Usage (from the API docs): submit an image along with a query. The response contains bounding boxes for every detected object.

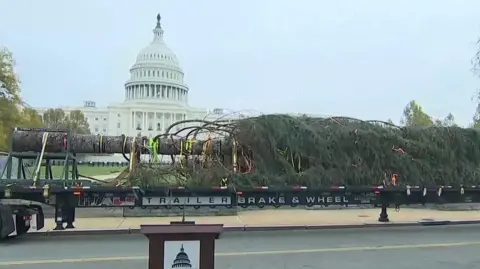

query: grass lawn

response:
[29,165,125,178]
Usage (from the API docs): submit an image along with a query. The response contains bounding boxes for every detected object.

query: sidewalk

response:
[35,209,480,233]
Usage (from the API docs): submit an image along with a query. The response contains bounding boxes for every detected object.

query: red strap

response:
[63,134,67,149]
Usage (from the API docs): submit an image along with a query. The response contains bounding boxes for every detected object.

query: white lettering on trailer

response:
[142,196,231,206]
[305,196,349,204]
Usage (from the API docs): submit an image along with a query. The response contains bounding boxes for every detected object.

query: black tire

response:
[0,206,15,241]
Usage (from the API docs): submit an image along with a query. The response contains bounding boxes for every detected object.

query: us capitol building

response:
[35,13,234,137]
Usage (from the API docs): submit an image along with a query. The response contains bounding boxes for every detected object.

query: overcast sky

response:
[1,0,480,125]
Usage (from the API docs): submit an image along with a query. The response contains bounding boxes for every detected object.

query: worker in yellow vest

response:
[148,137,159,163]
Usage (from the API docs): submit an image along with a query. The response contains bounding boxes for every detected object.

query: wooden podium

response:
[141,221,223,269]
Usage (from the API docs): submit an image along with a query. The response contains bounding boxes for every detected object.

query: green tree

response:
[434,114,457,127]
[400,100,433,127]
[43,108,90,134]
[0,48,43,150]
[19,107,44,128]
[66,110,90,134]
[473,115,480,128]
[0,48,20,101]
[43,108,67,129]
[440,113,457,127]
[0,100,19,150]
[471,90,480,128]
[470,39,480,127]
[472,38,480,76]
[0,49,20,150]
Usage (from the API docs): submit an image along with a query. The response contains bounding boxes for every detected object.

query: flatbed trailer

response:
[2,127,480,241]
[2,180,480,241]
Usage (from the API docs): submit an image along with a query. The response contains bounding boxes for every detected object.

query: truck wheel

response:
[0,206,15,241]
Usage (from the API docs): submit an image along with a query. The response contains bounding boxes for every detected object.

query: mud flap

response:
[30,205,44,230]
[0,205,15,240]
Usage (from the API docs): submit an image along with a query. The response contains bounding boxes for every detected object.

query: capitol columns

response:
[144,111,147,130]
[132,110,135,130]
[162,113,165,131]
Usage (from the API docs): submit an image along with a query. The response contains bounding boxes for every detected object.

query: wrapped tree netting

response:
[127,114,480,188]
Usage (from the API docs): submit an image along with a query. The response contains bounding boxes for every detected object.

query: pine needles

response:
[127,114,480,187]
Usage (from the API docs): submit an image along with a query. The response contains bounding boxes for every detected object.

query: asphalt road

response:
[2,225,480,268]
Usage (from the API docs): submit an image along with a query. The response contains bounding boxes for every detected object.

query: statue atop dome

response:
[156,13,162,29]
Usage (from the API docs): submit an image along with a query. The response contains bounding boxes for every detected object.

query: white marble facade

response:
[131,111,186,134]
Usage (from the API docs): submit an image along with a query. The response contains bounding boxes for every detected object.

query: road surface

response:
[2,225,480,268]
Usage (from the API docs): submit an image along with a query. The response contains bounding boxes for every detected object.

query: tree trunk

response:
[11,131,226,155]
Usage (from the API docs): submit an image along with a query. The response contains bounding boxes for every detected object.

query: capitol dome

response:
[124,13,189,106]
[171,245,193,268]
